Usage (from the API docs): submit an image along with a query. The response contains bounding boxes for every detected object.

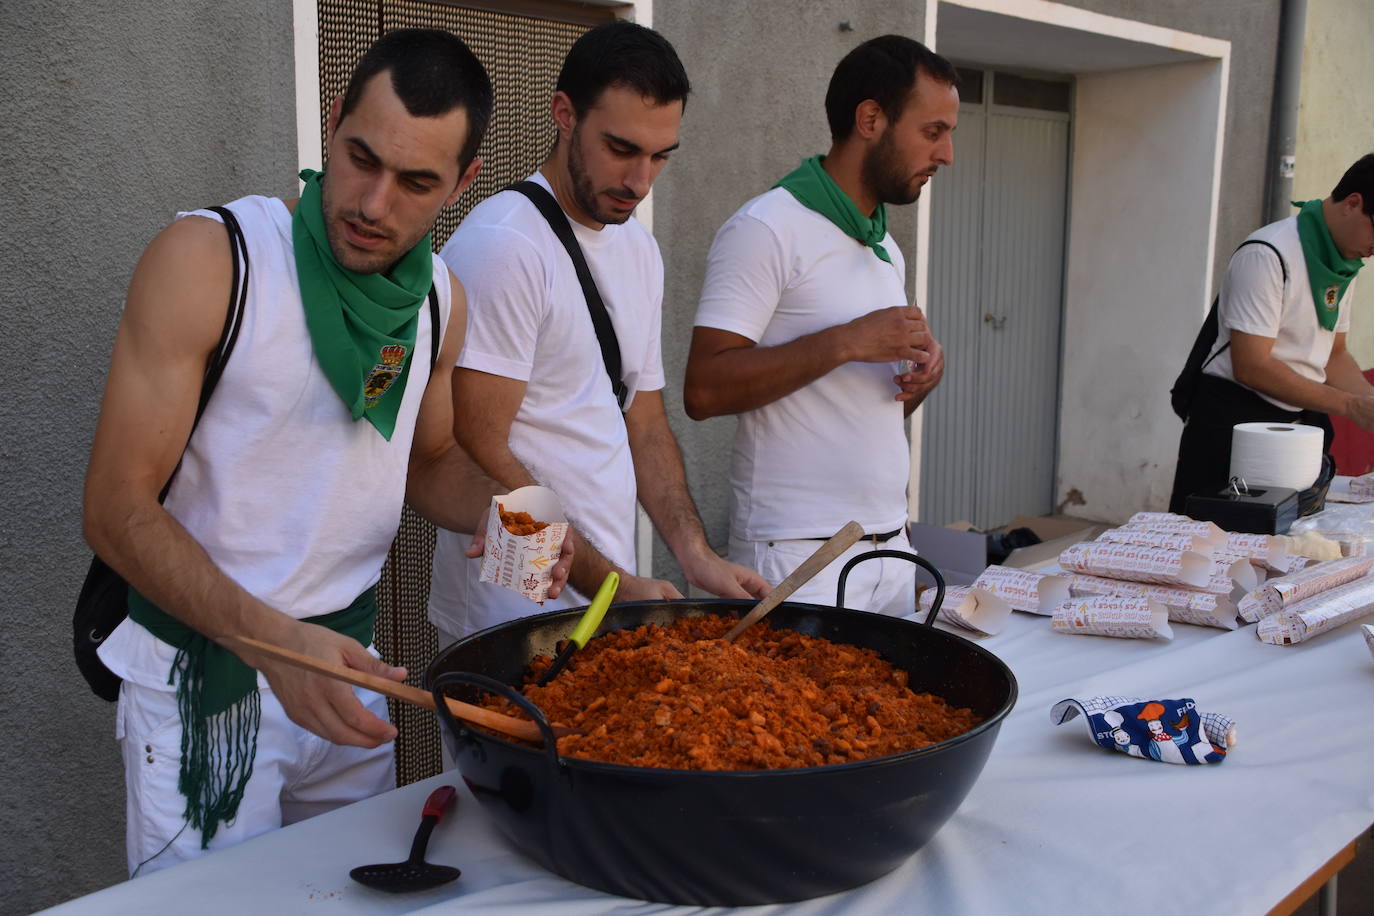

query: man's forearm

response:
[85,498,289,645]
[1324,349,1374,399]
[405,441,504,533]
[684,326,851,419]
[626,403,711,564]
[1234,356,1353,416]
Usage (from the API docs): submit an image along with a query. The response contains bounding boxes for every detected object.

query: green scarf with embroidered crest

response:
[1292,199,1363,331]
[292,169,433,439]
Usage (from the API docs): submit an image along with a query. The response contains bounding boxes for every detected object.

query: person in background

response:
[1169,154,1374,512]
[682,36,957,613]
[84,29,568,874]
[427,21,768,648]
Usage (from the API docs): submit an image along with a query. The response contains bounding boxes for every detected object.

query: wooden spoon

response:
[723,520,866,642]
[224,635,574,743]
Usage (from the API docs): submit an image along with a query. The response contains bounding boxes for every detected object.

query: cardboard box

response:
[907,521,988,586]
[1000,514,1107,570]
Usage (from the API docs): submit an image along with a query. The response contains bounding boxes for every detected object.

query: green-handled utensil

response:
[536,571,619,686]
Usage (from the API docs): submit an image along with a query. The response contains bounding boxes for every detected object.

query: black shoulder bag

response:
[74,205,445,702]
[1169,239,1287,421]
[506,181,629,410]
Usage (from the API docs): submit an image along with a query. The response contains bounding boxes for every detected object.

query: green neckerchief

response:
[292,168,433,440]
[128,587,378,848]
[1292,198,1363,331]
[774,155,892,264]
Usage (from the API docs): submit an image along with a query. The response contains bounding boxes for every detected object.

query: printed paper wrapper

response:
[1051,695,1235,764]
[1271,553,1317,574]
[478,486,569,604]
[1222,532,1288,571]
[918,586,1012,635]
[1058,541,1210,588]
[1207,554,1262,595]
[1065,574,1236,629]
[1051,595,1172,640]
[1124,513,1227,550]
[1236,556,1374,623]
[1096,526,1217,558]
[971,565,1070,615]
[1256,575,1374,645]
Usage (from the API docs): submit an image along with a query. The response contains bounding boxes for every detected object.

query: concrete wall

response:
[651,1,927,581]
[1293,0,1374,364]
[1,1,298,910]
[1060,60,1227,518]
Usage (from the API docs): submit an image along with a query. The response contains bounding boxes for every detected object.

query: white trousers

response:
[728,528,918,616]
[117,679,395,876]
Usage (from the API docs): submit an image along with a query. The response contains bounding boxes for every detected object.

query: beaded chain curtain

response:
[316,0,599,785]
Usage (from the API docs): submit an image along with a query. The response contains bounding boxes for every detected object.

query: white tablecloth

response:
[44,579,1374,914]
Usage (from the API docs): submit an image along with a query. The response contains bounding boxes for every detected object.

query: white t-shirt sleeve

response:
[693,211,789,343]
[443,225,546,382]
[1219,244,1286,339]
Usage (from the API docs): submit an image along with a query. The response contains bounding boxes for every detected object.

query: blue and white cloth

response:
[1051,695,1236,765]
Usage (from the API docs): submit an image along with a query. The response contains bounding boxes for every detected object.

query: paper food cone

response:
[479,486,569,604]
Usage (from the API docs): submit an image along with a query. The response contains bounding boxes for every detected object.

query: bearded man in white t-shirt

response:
[429,22,768,644]
[683,36,959,615]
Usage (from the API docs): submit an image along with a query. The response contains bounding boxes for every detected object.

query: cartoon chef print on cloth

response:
[1051,696,1235,765]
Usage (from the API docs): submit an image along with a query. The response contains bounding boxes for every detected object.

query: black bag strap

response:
[156,205,249,503]
[427,286,440,376]
[505,180,628,410]
[1199,238,1288,373]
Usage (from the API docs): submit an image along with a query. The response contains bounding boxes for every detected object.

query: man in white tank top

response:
[428,22,768,646]
[683,38,958,615]
[83,30,568,875]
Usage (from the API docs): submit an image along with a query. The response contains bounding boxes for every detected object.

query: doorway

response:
[919,68,1070,529]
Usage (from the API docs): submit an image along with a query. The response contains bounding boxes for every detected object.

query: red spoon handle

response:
[423,785,457,821]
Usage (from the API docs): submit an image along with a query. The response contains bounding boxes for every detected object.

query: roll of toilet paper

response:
[1229,422,1324,491]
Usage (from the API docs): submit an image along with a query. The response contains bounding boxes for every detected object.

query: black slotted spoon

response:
[350,785,461,893]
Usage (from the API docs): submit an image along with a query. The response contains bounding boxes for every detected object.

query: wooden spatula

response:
[723,520,866,642]
[224,635,572,743]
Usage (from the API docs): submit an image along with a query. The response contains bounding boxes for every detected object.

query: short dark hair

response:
[556,20,690,117]
[1332,153,1374,214]
[825,36,957,142]
[338,28,492,169]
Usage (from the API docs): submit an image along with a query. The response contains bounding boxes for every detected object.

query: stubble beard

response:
[568,123,634,226]
[862,129,927,208]
[320,178,428,275]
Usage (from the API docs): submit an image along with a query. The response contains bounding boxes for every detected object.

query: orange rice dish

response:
[481,615,981,770]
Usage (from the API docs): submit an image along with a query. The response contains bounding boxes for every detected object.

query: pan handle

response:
[835,549,945,627]
[430,671,563,771]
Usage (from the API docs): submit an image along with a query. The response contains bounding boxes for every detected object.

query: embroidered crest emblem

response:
[1324,285,1340,309]
[363,344,407,408]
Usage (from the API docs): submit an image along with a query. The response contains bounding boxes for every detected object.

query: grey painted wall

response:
[2,1,297,910]
[651,1,927,583]
[1061,0,1281,292]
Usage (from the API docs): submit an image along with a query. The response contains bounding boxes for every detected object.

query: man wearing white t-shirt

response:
[684,36,959,614]
[429,22,768,644]
[1169,154,1374,512]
